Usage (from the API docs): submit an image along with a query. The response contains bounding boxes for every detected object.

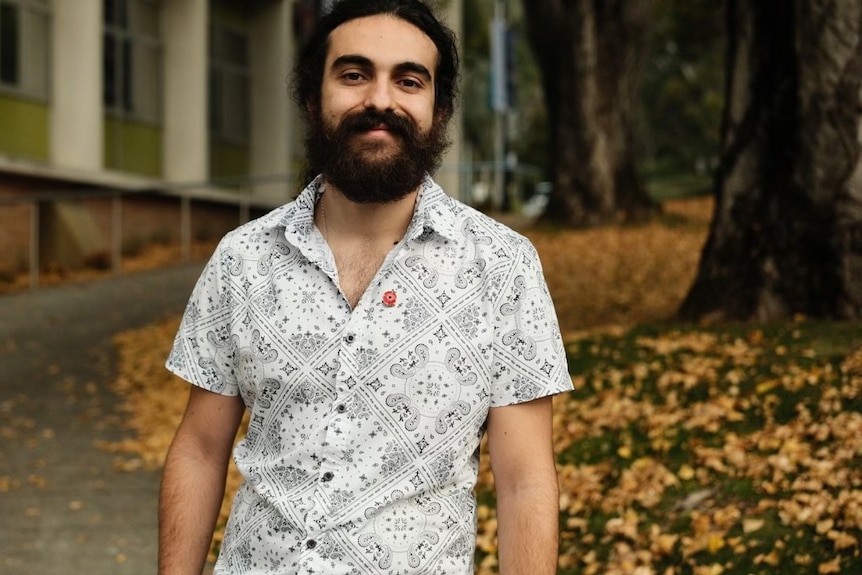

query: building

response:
[0,0,463,281]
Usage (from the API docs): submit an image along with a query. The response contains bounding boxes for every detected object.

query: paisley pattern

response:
[167,175,572,574]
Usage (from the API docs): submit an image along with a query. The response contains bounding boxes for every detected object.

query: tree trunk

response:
[522,0,659,227]
[679,0,862,321]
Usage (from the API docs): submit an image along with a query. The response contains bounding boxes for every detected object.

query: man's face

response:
[305,14,450,203]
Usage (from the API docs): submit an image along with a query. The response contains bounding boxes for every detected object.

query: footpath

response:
[0,263,203,575]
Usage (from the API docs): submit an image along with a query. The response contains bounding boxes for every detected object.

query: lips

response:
[364,124,392,135]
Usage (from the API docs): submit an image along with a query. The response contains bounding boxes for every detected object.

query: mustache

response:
[338,109,418,139]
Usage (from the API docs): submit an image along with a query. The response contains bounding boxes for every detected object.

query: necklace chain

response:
[318,196,405,246]
[319,200,328,240]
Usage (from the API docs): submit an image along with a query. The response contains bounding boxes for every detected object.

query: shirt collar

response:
[280,174,461,244]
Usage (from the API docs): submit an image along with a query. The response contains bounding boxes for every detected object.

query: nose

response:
[364,77,395,111]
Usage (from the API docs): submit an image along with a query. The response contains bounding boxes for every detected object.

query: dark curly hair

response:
[291,0,460,124]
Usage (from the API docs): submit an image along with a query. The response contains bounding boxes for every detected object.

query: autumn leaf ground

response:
[99,196,862,574]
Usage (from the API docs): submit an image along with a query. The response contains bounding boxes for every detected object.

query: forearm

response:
[495,477,560,575]
[158,434,230,575]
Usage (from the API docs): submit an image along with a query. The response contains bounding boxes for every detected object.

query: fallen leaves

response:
[526,198,710,333]
[538,326,862,574]
[95,317,189,470]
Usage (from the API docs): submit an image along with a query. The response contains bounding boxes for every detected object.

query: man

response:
[158,1,572,574]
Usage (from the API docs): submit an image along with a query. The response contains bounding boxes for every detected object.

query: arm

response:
[486,395,560,575]
[158,385,245,575]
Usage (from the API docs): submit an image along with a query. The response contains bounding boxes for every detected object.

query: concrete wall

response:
[0,184,34,277]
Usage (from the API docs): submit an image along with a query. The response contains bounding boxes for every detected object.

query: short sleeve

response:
[165,237,242,396]
[489,242,572,407]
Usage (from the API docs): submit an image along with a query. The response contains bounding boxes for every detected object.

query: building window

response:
[103,0,161,123]
[0,3,19,85]
[0,0,49,99]
[209,20,249,144]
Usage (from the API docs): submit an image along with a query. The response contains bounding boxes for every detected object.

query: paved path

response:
[0,264,203,575]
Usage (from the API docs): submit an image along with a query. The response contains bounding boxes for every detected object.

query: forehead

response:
[326,14,438,74]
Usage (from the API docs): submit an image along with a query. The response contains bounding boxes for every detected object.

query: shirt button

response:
[306,539,317,549]
[344,333,356,344]
[336,404,346,413]
[322,471,334,482]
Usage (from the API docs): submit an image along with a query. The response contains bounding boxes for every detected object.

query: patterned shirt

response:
[166,175,572,575]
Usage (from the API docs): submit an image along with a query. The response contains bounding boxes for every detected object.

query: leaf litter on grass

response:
[100,196,862,572]
[542,325,862,575]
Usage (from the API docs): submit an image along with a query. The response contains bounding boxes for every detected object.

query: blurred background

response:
[2,0,858,324]
[0,0,723,298]
[1,1,861,574]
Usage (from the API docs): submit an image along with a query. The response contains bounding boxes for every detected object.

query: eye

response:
[398,77,425,90]
[341,71,365,83]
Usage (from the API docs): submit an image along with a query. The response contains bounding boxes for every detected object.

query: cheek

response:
[320,90,350,121]
[412,105,436,133]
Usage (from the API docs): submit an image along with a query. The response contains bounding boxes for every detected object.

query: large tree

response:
[680,0,862,321]
[522,0,659,226]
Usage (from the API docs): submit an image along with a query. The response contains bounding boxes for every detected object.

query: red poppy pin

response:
[382,290,397,307]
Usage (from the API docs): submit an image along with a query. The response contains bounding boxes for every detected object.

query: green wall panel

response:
[104,117,162,176]
[211,2,249,28]
[0,95,49,160]
[210,139,249,182]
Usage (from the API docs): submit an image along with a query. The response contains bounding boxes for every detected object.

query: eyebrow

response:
[331,54,432,82]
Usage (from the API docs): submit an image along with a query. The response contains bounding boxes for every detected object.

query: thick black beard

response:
[303,108,450,204]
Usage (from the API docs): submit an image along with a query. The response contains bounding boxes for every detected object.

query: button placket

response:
[333,316,362,425]
[323,316,363,501]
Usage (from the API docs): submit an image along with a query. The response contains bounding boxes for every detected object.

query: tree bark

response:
[522,0,659,227]
[679,0,862,321]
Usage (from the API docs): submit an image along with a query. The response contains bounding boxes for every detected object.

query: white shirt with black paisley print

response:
[167,175,573,575]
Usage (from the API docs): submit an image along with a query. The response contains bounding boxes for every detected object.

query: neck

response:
[317,182,418,245]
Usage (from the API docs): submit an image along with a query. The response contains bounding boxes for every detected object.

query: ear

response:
[303,99,323,123]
